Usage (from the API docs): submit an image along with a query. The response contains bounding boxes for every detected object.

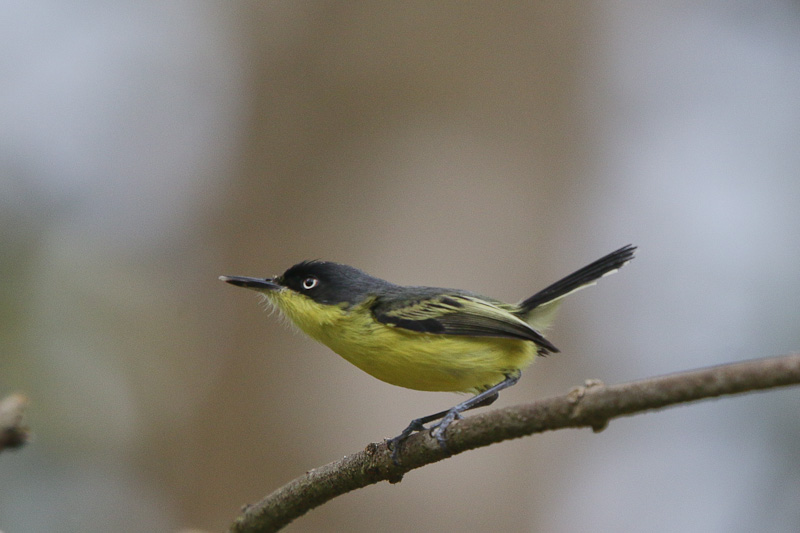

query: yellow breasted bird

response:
[220,244,635,459]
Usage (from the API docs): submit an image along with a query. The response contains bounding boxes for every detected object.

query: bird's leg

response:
[389,395,497,447]
[388,405,466,464]
[388,372,520,464]
[429,373,520,448]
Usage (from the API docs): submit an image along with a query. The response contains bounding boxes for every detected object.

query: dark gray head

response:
[282,260,399,305]
[221,260,396,307]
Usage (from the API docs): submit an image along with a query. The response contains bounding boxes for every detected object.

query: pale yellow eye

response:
[302,277,319,290]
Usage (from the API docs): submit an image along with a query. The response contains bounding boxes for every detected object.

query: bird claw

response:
[429,410,461,450]
[388,410,460,464]
[388,418,430,465]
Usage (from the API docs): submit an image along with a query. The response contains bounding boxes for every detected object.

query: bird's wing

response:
[371,293,559,354]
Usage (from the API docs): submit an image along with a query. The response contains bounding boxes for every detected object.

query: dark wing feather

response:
[371,293,559,354]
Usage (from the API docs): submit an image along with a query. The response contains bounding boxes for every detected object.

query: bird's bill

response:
[219,275,282,291]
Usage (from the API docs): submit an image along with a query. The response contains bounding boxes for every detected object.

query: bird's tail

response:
[517,245,636,321]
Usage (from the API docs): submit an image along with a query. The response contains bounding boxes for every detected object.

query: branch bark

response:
[229,354,800,533]
[0,393,30,452]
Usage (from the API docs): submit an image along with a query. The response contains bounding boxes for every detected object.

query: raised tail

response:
[517,244,636,317]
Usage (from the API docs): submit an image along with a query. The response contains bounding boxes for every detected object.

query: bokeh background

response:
[2,2,800,532]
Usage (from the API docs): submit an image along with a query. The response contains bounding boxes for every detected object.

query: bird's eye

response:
[302,277,318,290]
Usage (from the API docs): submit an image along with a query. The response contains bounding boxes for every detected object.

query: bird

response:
[220,244,636,461]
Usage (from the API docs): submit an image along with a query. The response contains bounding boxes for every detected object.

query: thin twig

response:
[229,354,800,533]
[0,393,30,452]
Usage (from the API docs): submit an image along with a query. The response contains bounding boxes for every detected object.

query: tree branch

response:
[0,393,30,452]
[229,354,800,533]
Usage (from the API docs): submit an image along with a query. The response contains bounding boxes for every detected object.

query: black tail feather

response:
[518,244,636,315]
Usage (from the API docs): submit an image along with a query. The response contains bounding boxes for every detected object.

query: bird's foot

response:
[387,418,428,466]
[429,409,462,450]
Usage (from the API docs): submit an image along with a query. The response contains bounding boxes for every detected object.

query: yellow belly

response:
[325,325,537,393]
[269,290,538,393]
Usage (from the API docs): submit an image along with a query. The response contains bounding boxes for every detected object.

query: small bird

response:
[220,244,635,460]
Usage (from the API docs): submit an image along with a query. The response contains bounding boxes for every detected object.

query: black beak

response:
[219,275,282,291]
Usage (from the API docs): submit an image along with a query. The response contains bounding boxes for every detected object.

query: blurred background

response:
[2,2,800,532]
